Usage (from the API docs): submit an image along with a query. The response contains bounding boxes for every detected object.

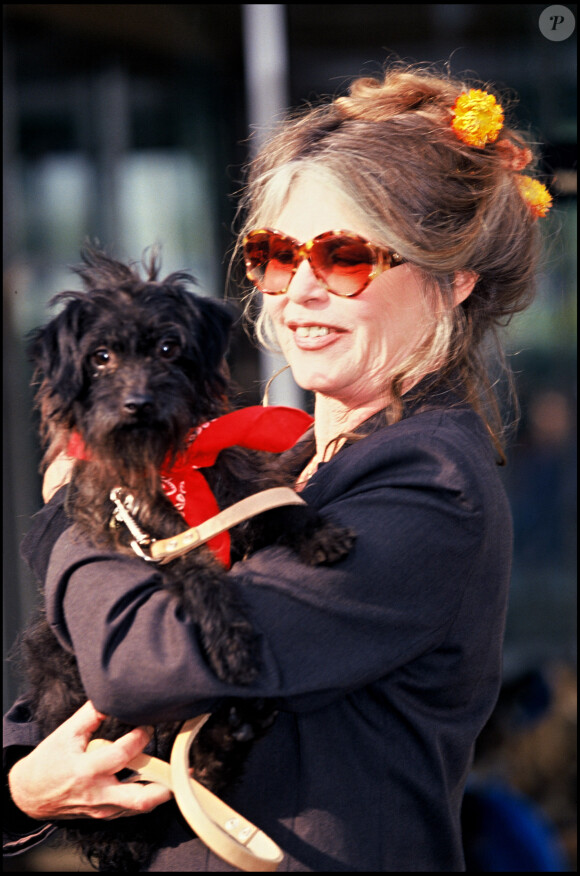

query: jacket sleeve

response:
[3,699,58,856]
[3,489,71,857]
[44,425,497,727]
[20,485,71,583]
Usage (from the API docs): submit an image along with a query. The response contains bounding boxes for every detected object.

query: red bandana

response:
[67,406,313,568]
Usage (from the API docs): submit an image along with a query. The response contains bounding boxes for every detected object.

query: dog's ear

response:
[193,295,237,371]
[28,295,90,413]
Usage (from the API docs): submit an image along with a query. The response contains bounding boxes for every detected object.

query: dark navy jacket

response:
[4,397,512,871]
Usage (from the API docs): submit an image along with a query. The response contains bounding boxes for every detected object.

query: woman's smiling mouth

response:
[288,322,346,350]
[295,325,330,338]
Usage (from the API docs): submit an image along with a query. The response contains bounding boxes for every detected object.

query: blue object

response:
[462,782,569,872]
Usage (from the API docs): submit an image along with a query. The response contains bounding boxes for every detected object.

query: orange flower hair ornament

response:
[516,175,553,220]
[451,89,552,219]
[451,89,504,148]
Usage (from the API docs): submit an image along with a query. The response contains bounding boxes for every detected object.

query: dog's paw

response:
[227,699,278,742]
[295,522,356,566]
[204,619,260,686]
[191,698,278,792]
[168,562,260,685]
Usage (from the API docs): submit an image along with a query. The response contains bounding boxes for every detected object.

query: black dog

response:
[18,246,354,871]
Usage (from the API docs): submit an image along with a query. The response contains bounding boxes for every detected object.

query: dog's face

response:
[30,250,235,472]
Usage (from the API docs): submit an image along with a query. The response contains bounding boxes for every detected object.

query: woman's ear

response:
[453,271,478,306]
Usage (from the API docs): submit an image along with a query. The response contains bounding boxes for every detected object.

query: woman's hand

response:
[42,451,75,503]
[8,701,172,821]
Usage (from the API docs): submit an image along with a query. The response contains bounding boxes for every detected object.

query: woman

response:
[5,65,551,871]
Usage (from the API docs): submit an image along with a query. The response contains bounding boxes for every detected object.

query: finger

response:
[87,725,154,776]
[109,781,173,815]
[55,700,106,746]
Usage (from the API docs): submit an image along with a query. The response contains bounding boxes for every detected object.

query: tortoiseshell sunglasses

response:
[243,228,405,298]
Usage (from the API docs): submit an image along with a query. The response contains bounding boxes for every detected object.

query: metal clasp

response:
[109,488,160,563]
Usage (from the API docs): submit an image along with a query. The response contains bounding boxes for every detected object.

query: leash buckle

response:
[109,487,159,563]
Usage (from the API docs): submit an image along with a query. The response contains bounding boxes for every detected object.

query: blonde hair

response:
[233,64,547,462]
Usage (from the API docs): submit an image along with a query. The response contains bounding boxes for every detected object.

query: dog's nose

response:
[123,394,155,415]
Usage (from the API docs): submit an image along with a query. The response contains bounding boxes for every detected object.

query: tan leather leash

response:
[110,485,306,564]
[98,486,303,865]
[95,488,302,866]
[88,715,284,871]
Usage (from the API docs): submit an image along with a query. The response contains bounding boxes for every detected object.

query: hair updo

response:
[235,64,549,461]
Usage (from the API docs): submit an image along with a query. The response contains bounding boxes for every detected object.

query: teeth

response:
[295,326,330,338]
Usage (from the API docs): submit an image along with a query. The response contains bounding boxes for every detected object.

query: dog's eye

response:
[90,348,112,369]
[158,340,180,360]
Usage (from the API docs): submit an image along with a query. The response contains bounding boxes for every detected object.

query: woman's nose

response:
[286,259,329,303]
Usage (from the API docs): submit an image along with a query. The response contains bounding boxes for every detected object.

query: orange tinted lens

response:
[244,232,296,293]
[309,236,375,296]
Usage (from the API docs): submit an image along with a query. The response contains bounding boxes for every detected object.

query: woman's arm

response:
[5,452,171,843]
[3,697,59,856]
[20,483,71,583]
[45,424,495,725]
[4,701,172,852]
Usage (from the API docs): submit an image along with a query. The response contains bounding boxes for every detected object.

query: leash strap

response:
[150,486,306,564]
[88,715,284,871]
[110,486,306,565]
[94,488,302,863]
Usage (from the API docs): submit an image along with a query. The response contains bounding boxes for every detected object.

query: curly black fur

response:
[18,246,354,871]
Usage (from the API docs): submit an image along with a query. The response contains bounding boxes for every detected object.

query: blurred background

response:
[3,4,576,871]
